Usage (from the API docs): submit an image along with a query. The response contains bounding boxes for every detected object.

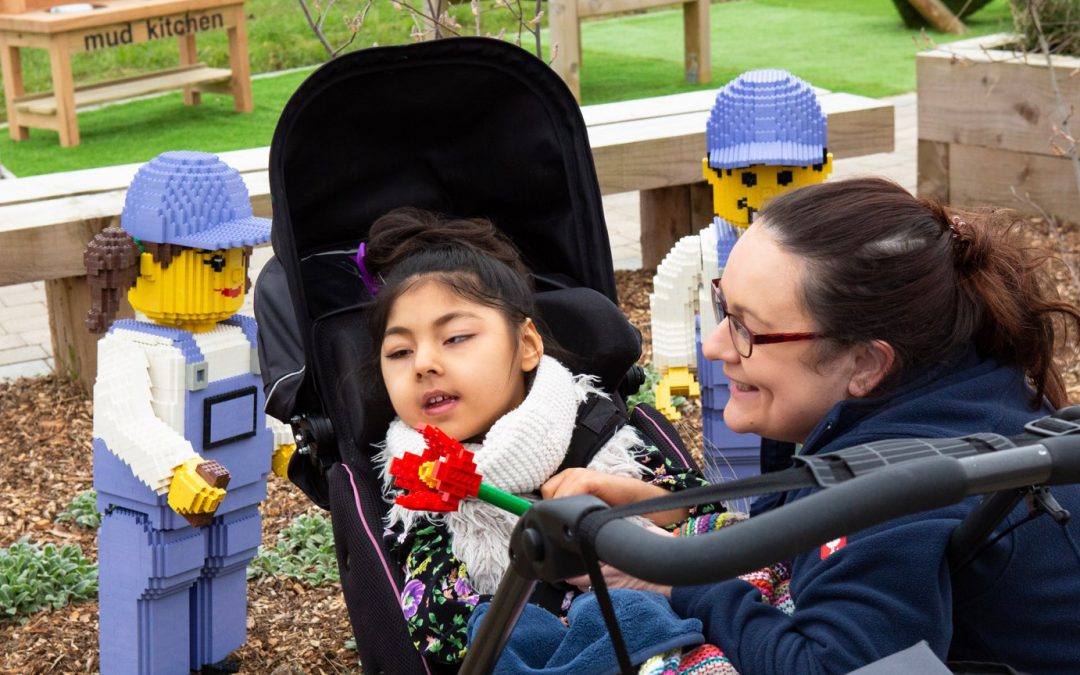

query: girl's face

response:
[702,224,862,444]
[380,277,543,443]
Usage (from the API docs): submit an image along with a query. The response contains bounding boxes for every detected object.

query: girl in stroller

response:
[361,207,716,668]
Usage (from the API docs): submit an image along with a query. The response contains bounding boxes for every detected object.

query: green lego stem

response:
[477,482,531,516]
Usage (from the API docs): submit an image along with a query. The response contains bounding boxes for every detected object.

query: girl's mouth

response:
[216,286,243,298]
[423,394,459,415]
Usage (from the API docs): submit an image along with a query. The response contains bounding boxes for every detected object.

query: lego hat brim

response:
[167,215,272,250]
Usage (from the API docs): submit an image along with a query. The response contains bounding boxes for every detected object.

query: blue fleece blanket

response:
[466,589,704,675]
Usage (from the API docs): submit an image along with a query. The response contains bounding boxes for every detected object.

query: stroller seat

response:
[256,37,694,674]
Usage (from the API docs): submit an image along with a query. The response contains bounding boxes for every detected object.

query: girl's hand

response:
[541,468,689,526]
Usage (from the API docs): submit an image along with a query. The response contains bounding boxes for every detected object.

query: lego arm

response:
[93,332,228,521]
[267,414,296,478]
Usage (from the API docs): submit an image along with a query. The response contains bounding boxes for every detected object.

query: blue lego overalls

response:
[94,316,271,674]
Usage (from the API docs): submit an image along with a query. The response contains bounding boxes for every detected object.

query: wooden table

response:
[0,0,253,147]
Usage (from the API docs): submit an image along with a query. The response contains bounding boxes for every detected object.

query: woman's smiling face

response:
[702,224,860,444]
[379,277,542,443]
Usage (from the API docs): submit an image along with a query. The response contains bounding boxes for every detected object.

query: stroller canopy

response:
[269,37,617,343]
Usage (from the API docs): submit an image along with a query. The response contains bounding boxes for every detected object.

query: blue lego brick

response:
[702,446,760,484]
[121,151,270,250]
[109,319,205,365]
[706,69,827,170]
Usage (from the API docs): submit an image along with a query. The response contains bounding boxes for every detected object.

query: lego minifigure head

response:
[703,156,833,226]
[85,151,270,333]
[127,243,252,331]
[705,70,833,227]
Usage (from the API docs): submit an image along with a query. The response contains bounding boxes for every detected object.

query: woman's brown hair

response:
[758,177,1080,407]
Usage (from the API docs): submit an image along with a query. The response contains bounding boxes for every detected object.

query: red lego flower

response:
[389,425,483,512]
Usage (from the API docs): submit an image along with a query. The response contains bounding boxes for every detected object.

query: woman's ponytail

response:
[944,208,1079,407]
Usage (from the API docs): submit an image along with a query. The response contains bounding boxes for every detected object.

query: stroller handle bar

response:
[512,435,1080,588]
[464,435,1080,675]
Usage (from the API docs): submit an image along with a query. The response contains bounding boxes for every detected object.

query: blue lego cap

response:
[121,151,271,249]
[706,70,827,170]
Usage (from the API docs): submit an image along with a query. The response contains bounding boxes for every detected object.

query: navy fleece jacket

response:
[670,349,1080,674]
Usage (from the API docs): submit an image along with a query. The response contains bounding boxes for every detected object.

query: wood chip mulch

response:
[2,218,1078,673]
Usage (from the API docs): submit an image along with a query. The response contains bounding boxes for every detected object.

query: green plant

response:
[1011,0,1080,56]
[56,489,102,530]
[0,538,97,623]
[625,363,688,412]
[249,514,339,585]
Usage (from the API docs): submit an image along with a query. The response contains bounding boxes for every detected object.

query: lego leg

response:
[98,507,206,675]
[190,504,262,669]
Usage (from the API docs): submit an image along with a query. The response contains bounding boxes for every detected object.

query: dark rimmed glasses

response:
[710,278,822,358]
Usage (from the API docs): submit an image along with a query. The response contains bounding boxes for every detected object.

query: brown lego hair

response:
[85,227,140,334]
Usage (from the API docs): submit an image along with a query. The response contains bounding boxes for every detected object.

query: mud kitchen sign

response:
[69,7,236,53]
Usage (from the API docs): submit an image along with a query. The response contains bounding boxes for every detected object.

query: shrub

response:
[56,489,101,530]
[1011,0,1080,57]
[249,514,339,585]
[0,538,97,623]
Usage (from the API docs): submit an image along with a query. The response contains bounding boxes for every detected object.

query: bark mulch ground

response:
[2,216,1078,673]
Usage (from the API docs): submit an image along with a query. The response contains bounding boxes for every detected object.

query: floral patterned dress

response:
[387,446,718,666]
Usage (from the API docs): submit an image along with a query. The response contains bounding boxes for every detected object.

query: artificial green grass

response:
[0,69,312,175]
[575,0,1015,103]
[0,0,1016,176]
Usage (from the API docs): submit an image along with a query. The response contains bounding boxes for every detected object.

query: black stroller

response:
[257,37,700,675]
[257,37,1080,675]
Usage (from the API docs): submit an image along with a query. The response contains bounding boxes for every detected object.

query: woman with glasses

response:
[543,177,1080,673]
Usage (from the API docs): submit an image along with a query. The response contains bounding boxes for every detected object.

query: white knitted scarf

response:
[375,355,646,594]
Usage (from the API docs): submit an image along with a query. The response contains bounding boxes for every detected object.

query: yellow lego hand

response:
[654,367,702,422]
[168,458,230,527]
[272,443,296,478]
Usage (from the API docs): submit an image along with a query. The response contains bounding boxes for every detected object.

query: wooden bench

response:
[0,86,892,386]
[0,0,253,147]
[548,0,710,102]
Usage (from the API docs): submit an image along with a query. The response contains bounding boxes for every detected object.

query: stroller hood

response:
[269,37,617,356]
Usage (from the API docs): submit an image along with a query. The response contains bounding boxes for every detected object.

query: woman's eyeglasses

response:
[710,278,822,358]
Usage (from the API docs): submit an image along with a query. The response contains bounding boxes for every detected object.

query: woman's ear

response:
[520,318,544,373]
[848,340,895,398]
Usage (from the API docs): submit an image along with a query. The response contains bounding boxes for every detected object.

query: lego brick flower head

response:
[389,425,530,516]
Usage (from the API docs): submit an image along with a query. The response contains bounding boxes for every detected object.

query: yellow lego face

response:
[129,247,248,332]
[703,154,833,227]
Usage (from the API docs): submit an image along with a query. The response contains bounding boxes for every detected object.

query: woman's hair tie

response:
[949,215,965,238]
[354,242,381,297]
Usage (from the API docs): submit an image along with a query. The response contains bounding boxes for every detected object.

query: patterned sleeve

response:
[636,444,722,518]
[396,522,488,666]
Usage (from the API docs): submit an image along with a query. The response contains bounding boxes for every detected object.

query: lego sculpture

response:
[650,70,831,477]
[86,151,294,674]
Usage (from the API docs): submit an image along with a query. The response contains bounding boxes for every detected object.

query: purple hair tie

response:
[354,242,380,296]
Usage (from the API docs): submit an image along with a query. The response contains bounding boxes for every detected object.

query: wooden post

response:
[683,0,710,85]
[640,185,693,270]
[178,34,201,106]
[227,7,253,113]
[548,0,581,102]
[46,36,79,146]
[688,181,713,232]
[0,36,29,141]
[917,139,950,202]
[905,0,966,34]
[46,275,134,391]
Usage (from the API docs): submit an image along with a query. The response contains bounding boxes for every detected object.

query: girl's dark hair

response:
[758,177,1080,407]
[363,207,577,392]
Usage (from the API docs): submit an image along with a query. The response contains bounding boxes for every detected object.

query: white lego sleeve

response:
[266,414,294,447]
[93,332,199,495]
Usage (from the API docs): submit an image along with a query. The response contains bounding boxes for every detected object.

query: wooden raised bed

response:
[917,33,1080,221]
